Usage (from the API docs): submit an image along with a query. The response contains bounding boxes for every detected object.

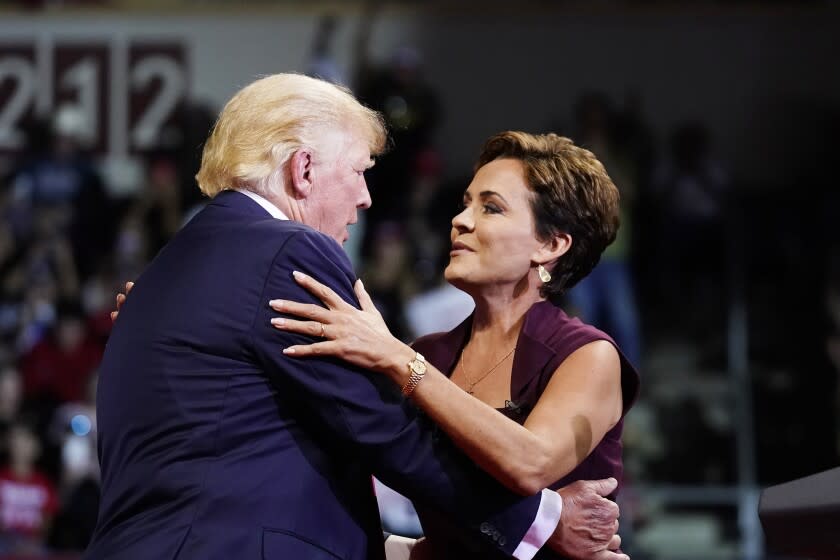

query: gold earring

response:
[538,265,551,283]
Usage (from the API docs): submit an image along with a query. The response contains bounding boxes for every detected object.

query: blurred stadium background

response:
[0,0,837,558]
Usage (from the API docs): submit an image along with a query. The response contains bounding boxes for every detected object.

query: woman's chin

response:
[443,264,460,283]
[444,268,471,292]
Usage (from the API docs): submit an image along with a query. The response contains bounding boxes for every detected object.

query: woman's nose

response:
[451,206,473,231]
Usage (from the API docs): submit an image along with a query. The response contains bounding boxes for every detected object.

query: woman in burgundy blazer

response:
[274,131,640,559]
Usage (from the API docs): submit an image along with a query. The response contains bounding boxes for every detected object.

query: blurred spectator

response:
[360,223,414,342]
[566,93,642,367]
[0,221,28,347]
[0,421,58,554]
[356,39,442,258]
[306,14,347,85]
[652,122,730,334]
[405,148,448,290]
[405,171,477,338]
[25,207,80,302]
[79,271,120,345]
[135,156,183,256]
[0,367,23,468]
[614,91,656,193]
[114,211,150,285]
[19,300,102,407]
[171,100,219,214]
[8,108,112,279]
[0,367,23,433]
[46,374,99,551]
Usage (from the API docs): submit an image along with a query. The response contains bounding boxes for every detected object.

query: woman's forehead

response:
[468,159,529,197]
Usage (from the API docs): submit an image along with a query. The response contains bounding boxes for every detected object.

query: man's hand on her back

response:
[110,281,134,322]
[547,478,628,560]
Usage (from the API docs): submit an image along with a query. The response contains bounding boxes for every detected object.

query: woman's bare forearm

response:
[389,344,576,495]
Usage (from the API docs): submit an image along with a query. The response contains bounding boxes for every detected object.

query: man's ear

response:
[288,147,315,198]
[532,232,572,268]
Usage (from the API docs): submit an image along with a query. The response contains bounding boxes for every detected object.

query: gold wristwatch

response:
[401,352,427,396]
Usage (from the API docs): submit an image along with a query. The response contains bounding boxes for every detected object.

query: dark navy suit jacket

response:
[86,191,543,560]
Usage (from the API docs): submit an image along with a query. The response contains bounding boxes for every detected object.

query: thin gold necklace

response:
[460,344,517,395]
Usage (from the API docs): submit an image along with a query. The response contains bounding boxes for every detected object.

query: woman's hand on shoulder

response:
[269,271,413,381]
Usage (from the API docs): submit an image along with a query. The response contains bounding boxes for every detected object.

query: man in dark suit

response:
[86,74,626,560]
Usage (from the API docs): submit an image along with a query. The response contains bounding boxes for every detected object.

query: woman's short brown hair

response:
[476,131,620,300]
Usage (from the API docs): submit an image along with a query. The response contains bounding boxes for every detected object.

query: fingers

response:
[354,279,375,311]
[292,271,350,310]
[593,500,620,535]
[593,551,629,560]
[606,499,620,521]
[271,317,330,339]
[112,290,127,323]
[607,533,621,551]
[283,341,339,356]
[588,477,618,497]
[125,281,134,294]
[269,299,331,323]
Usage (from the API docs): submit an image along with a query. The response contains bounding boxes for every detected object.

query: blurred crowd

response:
[0,97,219,553]
[0,10,837,558]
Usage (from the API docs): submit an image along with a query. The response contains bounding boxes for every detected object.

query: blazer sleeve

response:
[249,229,543,557]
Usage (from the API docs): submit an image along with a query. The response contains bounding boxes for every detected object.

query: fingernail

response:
[358,279,364,289]
[269,299,282,309]
[283,347,296,354]
[292,271,306,280]
[271,318,285,327]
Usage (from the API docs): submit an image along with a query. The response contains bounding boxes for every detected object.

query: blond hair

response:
[476,131,620,299]
[196,73,386,197]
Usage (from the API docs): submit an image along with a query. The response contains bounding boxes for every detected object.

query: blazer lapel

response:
[418,301,561,407]
[418,316,471,378]
[510,301,560,405]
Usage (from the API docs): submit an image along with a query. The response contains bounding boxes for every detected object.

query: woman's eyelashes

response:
[459,199,503,214]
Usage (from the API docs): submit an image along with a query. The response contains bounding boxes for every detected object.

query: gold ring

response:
[320,323,326,338]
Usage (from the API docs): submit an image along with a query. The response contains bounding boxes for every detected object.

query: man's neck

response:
[235,189,289,220]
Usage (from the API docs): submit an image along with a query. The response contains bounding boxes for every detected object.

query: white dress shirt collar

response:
[234,189,289,220]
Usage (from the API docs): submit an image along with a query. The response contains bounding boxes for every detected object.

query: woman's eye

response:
[483,204,502,214]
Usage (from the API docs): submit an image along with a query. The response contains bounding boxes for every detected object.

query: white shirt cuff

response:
[512,489,563,560]
[383,535,415,560]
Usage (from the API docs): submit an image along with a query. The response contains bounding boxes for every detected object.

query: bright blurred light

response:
[71,414,92,436]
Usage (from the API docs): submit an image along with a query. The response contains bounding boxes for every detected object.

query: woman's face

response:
[445,158,545,295]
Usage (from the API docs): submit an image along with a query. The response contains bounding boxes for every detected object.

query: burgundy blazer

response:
[412,299,640,559]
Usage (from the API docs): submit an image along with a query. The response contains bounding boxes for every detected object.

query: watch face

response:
[409,353,426,375]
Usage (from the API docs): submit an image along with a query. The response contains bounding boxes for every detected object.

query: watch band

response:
[401,352,427,397]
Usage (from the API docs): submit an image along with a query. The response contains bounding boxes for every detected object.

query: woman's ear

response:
[532,232,572,268]
[289,147,315,198]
